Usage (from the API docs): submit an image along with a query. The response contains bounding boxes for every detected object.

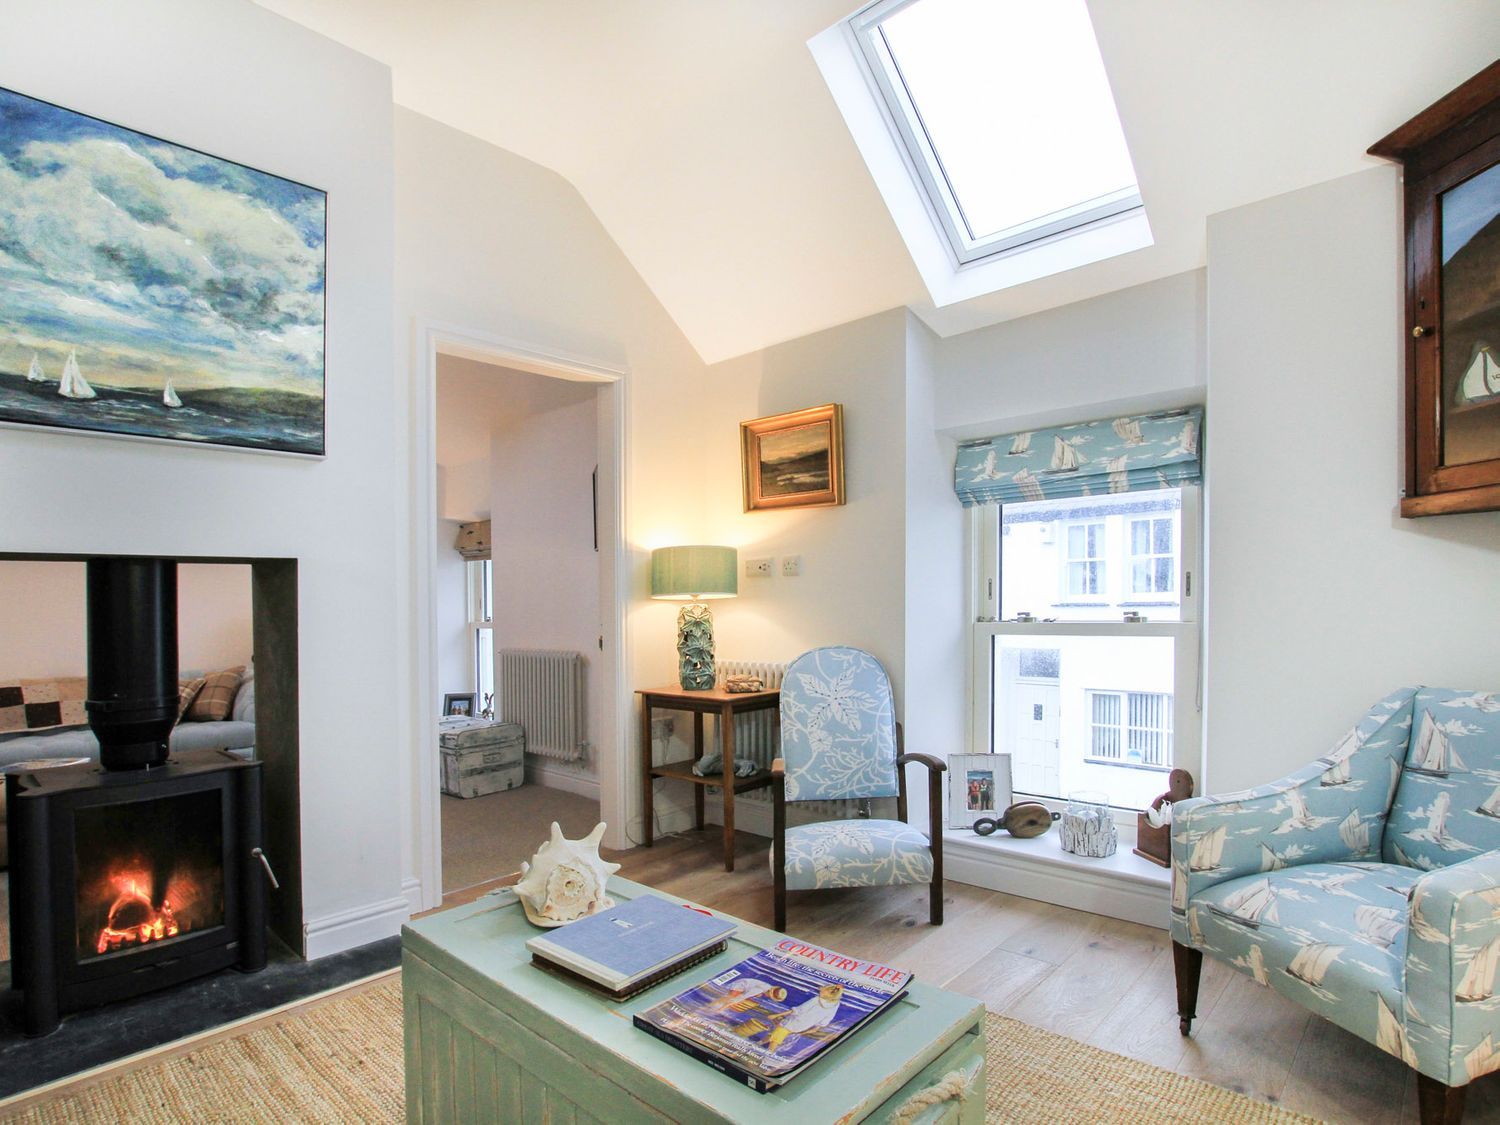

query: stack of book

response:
[525,894,738,1001]
[634,938,912,1093]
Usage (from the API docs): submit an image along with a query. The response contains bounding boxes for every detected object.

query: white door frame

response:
[409,318,631,911]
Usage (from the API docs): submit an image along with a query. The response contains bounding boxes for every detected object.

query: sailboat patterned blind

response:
[953,407,1204,507]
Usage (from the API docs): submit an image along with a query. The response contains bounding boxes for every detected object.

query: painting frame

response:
[442,693,477,719]
[0,84,328,458]
[740,403,845,512]
[947,753,1013,829]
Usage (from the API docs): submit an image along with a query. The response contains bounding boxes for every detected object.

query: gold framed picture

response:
[740,403,845,511]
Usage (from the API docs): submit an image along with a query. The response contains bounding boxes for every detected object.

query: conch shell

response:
[515,822,621,927]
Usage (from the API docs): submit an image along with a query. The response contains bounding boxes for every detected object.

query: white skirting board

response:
[524,760,600,800]
[401,875,423,917]
[303,893,412,960]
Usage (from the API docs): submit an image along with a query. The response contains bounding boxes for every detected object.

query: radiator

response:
[499,649,585,761]
[713,659,857,818]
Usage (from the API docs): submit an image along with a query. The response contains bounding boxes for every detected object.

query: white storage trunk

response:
[440,737,525,798]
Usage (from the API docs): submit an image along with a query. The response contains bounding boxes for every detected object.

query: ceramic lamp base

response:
[676,601,715,690]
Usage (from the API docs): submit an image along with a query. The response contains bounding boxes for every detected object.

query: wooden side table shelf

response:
[637,685,780,872]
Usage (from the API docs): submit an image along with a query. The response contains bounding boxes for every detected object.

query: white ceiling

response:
[255,0,1500,363]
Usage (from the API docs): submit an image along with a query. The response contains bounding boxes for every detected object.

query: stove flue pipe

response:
[86,558,178,771]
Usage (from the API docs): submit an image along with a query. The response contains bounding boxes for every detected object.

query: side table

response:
[636,685,780,872]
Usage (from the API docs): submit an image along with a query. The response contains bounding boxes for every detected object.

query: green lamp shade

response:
[650,545,737,600]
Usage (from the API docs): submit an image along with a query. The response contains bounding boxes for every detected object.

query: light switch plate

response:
[781,555,802,577]
[745,557,773,577]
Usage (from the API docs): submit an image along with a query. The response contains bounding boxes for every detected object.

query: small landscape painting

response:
[740,403,845,511]
[0,86,327,455]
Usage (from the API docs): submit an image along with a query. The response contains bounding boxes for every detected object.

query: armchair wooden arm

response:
[894,726,945,926]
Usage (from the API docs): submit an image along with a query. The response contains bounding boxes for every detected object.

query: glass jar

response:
[1060,790,1117,857]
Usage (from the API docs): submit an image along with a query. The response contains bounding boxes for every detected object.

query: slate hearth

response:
[0,923,399,1101]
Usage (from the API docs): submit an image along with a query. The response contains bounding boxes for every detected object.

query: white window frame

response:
[968,484,1202,818]
[1061,518,1108,600]
[846,0,1145,268]
[466,559,493,707]
[1127,514,1176,596]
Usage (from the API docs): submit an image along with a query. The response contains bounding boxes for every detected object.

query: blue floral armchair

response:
[1171,687,1500,1124]
[770,647,945,932]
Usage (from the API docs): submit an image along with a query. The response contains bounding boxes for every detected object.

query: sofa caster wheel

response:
[1179,1017,1192,1036]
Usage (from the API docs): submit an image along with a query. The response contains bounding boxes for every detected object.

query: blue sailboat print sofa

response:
[1170,688,1500,1124]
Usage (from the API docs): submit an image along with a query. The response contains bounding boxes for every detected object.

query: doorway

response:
[411,325,628,912]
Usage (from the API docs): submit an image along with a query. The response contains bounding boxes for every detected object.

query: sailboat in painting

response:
[25,353,45,383]
[1457,936,1500,1003]
[56,350,95,400]
[1213,876,1279,928]
[1285,942,1342,987]
[1188,825,1227,872]
[1409,711,1466,776]
[1375,994,1418,1065]
[163,380,182,409]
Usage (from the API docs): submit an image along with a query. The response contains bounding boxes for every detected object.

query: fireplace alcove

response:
[0,553,304,1036]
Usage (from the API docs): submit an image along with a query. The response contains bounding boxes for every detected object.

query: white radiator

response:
[713,659,857,818]
[499,649,585,761]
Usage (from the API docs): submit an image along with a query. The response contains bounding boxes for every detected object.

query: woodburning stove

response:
[5,558,269,1037]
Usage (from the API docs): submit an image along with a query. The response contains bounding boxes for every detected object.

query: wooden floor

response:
[450,827,1500,1125]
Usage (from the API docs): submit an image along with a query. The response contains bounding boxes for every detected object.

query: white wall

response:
[1204,167,1500,793]
[488,377,602,792]
[703,310,910,692]
[902,312,967,829]
[0,562,253,681]
[395,107,714,873]
[934,269,1207,439]
[1,0,404,956]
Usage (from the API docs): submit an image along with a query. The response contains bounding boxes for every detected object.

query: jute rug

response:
[4,976,1319,1123]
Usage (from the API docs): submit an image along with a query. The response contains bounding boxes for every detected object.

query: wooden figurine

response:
[1133,768,1193,868]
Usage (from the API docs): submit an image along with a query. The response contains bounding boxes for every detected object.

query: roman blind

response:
[954,407,1203,507]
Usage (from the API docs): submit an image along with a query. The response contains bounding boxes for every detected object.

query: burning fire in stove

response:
[92,869,196,955]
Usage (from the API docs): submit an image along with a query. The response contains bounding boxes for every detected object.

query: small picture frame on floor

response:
[947,753,1012,829]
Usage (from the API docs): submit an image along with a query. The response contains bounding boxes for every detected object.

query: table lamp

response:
[650,545,737,690]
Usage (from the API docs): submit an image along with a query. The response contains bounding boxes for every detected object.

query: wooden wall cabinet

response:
[1370,62,1500,517]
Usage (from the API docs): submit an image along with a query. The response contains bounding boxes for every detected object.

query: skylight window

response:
[850,0,1142,266]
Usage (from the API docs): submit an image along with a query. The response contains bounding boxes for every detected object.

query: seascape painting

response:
[0,87,326,455]
[740,403,845,511]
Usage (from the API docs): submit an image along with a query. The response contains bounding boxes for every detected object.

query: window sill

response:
[943,826,1169,929]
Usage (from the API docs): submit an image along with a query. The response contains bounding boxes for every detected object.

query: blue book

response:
[526,894,737,993]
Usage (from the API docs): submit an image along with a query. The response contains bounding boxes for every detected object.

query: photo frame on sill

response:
[947,753,1013,829]
[443,692,477,718]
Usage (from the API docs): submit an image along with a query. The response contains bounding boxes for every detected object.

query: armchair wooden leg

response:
[1417,1073,1467,1125]
[1172,941,1203,1036]
[929,877,943,926]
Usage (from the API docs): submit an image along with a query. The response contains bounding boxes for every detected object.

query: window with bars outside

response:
[1088,690,1173,769]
